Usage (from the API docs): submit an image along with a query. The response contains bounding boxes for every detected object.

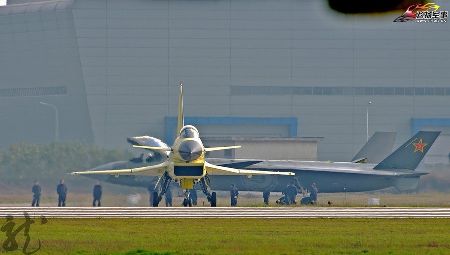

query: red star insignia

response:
[413,139,427,153]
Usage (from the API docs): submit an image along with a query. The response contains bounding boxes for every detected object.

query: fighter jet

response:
[72,82,294,207]
[207,130,440,194]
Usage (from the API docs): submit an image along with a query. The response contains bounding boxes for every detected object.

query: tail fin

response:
[176,81,184,135]
[352,132,397,164]
[374,131,440,170]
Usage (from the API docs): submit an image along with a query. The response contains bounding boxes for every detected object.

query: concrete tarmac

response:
[1,207,450,218]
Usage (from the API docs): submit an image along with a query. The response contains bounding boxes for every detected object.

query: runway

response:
[1,207,450,218]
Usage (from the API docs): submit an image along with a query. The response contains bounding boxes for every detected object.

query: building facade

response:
[1,0,449,161]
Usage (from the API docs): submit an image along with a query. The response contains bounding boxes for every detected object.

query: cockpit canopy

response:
[179,125,199,139]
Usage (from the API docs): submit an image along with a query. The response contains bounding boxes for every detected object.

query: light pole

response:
[366,100,372,142]
[40,101,59,142]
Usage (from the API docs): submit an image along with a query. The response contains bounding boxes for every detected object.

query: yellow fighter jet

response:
[72,82,294,207]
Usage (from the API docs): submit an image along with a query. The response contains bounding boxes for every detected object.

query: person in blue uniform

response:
[31,180,41,207]
[263,191,270,205]
[230,184,239,206]
[92,181,102,207]
[165,186,172,207]
[286,181,298,205]
[310,182,318,204]
[56,179,67,207]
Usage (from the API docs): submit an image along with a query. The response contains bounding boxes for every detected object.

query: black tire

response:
[210,192,217,207]
[152,191,159,207]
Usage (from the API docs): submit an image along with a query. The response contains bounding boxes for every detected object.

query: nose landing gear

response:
[182,190,193,207]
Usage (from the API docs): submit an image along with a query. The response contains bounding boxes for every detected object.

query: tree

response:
[0,143,132,185]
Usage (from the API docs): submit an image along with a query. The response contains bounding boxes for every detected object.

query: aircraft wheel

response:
[210,192,217,207]
[152,191,159,207]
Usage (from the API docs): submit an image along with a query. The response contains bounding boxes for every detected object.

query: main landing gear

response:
[151,173,217,207]
[151,171,172,207]
[199,175,217,207]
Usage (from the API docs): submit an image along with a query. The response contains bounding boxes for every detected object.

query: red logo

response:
[413,139,427,153]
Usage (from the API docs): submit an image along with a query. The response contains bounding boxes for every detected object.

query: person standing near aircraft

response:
[281,185,289,204]
[56,179,67,207]
[286,181,298,204]
[263,191,270,205]
[230,184,239,206]
[31,180,41,207]
[92,181,102,207]
[165,185,172,207]
[310,182,318,204]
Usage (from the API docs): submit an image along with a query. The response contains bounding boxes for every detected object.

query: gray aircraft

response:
[200,130,437,195]
[207,130,437,194]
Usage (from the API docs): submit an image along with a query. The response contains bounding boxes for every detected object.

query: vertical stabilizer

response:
[374,131,440,170]
[176,81,184,135]
[352,132,397,164]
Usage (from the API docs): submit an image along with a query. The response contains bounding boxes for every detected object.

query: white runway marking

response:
[1,207,450,218]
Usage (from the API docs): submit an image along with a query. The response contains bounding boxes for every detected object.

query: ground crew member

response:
[31,180,41,207]
[310,182,318,204]
[92,181,102,207]
[165,186,172,207]
[281,185,290,204]
[56,179,68,207]
[286,181,298,204]
[263,191,270,205]
[230,184,239,206]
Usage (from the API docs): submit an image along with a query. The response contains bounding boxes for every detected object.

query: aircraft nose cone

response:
[178,140,203,162]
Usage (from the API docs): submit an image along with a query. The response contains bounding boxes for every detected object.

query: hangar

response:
[1,0,449,161]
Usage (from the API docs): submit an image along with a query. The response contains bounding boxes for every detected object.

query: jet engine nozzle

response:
[178,140,203,162]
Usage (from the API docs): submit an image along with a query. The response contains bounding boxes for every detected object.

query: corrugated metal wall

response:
[0,0,93,144]
[1,0,449,161]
